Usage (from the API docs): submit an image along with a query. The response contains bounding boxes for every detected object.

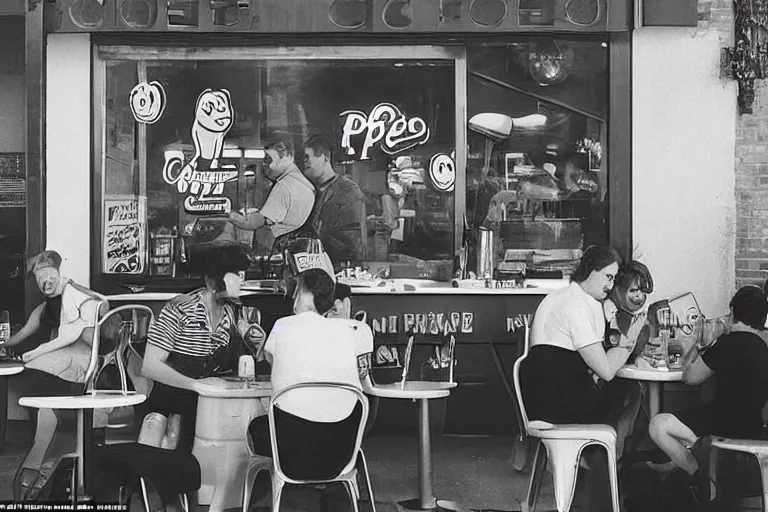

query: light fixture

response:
[525,40,575,87]
[511,113,547,129]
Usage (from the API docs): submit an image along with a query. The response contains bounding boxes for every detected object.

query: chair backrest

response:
[85,304,155,394]
[512,315,532,432]
[400,332,456,386]
[268,382,369,483]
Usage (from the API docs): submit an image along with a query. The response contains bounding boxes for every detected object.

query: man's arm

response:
[22,298,104,362]
[358,353,374,391]
[228,210,267,231]
[141,343,200,392]
[682,341,714,385]
[6,303,44,347]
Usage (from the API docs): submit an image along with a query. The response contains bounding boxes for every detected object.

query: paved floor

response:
[1,421,764,511]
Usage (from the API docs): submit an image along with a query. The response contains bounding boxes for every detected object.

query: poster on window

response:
[103,196,145,274]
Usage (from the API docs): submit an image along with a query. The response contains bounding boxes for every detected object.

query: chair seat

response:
[529,422,617,444]
[712,437,768,455]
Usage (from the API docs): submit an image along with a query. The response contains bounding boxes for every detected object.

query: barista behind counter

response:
[227,139,315,253]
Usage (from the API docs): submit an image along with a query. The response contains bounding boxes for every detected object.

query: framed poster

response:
[103,195,146,274]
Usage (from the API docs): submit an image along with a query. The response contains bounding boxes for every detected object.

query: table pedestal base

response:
[399,498,465,511]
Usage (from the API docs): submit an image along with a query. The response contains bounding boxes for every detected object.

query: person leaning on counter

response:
[139,243,251,452]
[227,139,315,253]
[299,134,366,267]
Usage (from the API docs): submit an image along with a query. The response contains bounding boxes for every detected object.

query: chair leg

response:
[605,442,621,512]
[271,476,285,512]
[243,463,266,512]
[139,477,151,512]
[344,480,360,512]
[757,455,768,512]
[523,440,546,512]
[179,493,190,512]
[543,439,586,512]
[358,450,377,512]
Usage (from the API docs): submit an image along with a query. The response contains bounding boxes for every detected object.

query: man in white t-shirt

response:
[247,249,373,480]
[227,139,315,251]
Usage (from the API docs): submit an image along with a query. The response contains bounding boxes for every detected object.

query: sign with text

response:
[340,103,430,160]
[103,197,145,274]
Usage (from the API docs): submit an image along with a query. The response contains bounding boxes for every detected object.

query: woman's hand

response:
[193,376,230,393]
[626,311,648,343]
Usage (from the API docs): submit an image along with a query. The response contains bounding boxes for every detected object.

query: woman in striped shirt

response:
[140,243,251,452]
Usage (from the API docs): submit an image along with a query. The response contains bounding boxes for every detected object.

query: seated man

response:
[649,285,768,506]
[247,253,373,480]
[6,250,108,383]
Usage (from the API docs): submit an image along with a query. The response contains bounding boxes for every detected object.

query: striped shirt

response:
[147,288,235,357]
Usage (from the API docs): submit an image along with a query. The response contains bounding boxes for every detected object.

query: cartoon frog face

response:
[194,89,233,133]
[129,81,166,124]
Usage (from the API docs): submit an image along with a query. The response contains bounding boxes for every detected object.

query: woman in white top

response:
[520,246,647,512]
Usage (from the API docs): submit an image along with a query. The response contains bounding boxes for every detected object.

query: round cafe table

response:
[616,364,683,417]
[368,381,460,512]
[19,391,146,500]
[193,379,273,512]
[0,361,24,453]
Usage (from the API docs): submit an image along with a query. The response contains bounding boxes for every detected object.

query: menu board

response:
[103,196,145,274]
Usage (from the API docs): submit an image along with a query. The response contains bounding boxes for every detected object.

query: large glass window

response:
[96,47,462,285]
[465,36,608,279]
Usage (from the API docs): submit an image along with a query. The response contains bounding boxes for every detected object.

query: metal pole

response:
[418,398,436,510]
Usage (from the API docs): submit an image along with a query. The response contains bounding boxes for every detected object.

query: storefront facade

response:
[17,0,739,428]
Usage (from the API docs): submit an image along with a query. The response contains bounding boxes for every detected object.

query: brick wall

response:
[712,0,768,290]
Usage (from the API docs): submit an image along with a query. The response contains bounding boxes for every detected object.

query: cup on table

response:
[238,354,256,381]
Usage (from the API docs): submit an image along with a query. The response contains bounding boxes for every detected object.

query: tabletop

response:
[367,381,457,400]
[19,391,147,410]
[616,364,683,382]
[0,361,23,376]
[195,380,273,399]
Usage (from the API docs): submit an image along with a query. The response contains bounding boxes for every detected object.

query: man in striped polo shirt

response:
[140,243,251,452]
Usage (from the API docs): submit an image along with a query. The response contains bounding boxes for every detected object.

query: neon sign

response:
[340,103,430,160]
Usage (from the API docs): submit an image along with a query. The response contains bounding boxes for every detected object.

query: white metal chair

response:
[512,317,621,512]
[244,382,376,512]
[710,436,768,510]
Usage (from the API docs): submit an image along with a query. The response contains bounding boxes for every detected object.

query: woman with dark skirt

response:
[520,246,647,512]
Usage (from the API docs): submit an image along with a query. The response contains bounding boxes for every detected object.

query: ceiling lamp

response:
[526,40,575,87]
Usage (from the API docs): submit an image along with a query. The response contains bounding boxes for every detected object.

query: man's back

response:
[312,174,365,265]
[266,311,373,422]
[704,331,768,430]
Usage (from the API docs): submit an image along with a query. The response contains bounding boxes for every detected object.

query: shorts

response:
[24,340,92,383]
[675,405,763,439]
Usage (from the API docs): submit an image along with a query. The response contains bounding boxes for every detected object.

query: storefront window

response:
[465,36,609,279]
[95,47,460,284]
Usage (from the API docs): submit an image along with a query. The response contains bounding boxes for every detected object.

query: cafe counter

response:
[107,279,567,436]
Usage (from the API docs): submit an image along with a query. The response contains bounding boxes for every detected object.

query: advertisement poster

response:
[103,196,145,274]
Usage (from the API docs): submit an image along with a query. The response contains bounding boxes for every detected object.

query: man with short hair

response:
[228,139,315,252]
[247,250,373,480]
[649,286,768,506]
[300,134,366,267]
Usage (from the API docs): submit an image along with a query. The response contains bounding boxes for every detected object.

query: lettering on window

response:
[340,103,430,160]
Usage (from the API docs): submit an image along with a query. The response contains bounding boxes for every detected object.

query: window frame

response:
[91,43,468,291]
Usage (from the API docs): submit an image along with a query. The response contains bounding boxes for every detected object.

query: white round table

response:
[193,380,273,512]
[616,364,683,417]
[368,382,460,511]
[0,361,23,453]
[19,391,146,499]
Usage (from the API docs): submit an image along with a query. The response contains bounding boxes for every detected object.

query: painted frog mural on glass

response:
[162,88,241,214]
